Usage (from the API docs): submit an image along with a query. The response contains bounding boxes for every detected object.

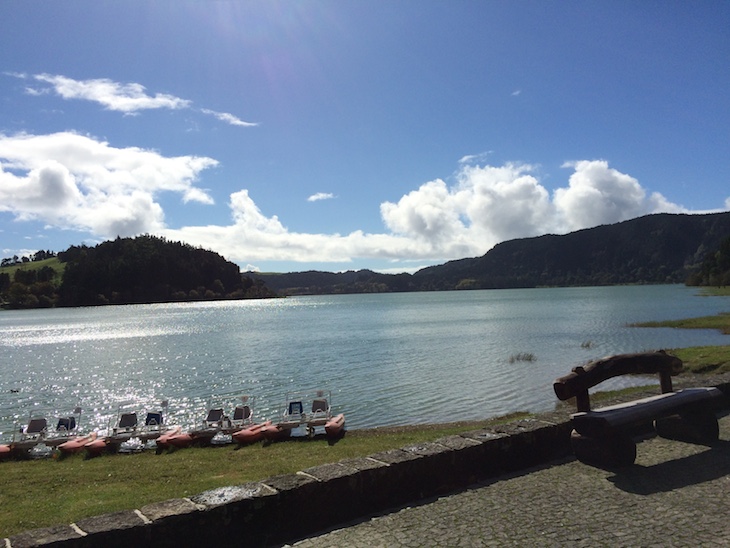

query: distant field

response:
[0,257,65,283]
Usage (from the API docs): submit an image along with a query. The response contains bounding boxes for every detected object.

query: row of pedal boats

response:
[0,390,345,459]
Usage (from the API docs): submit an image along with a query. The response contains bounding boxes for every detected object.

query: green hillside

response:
[1,236,276,309]
[254,212,730,295]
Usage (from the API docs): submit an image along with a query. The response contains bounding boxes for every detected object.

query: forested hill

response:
[253,212,730,295]
[57,236,275,307]
[413,212,730,289]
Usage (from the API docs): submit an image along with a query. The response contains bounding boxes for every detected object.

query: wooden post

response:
[575,390,590,413]
[659,370,673,394]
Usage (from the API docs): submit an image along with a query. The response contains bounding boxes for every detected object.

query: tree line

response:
[686,236,730,287]
[0,236,276,309]
[1,250,57,268]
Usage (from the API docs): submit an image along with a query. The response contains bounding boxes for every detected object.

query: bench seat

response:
[571,386,724,437]
[553,351,728,467]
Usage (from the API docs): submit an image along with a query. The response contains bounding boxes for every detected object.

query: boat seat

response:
[205,408,224,425]
[56,416,76,431]
[118,412,138,429]
[312,399,329,414]
[27,418,47,434]
[233,405,251,421]
[145,412,163,426]
[288,401,303,416]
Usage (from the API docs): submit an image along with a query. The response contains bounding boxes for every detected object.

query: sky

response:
[1,2,729,274]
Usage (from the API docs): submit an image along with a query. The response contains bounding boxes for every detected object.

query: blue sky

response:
[1,2,728,273]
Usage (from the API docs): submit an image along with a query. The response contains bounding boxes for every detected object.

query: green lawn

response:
[0,257,65,283]
[0,415,526,537]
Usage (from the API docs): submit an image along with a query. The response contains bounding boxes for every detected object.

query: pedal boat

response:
[232,420,271,444]
[169,394,258,448]
[265,390,345,440]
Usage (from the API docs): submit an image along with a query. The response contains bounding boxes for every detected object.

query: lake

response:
[1,285,729,438]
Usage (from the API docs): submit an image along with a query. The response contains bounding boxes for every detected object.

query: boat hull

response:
[232,421,270,444]
[166,432,195,448]
[155,426,182,449]
[58,433,97,455]
[85,437,109,456]
[261,423,292,441]
[325,414,346,438]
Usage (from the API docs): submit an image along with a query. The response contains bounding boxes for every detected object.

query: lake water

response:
[1,285,729,438]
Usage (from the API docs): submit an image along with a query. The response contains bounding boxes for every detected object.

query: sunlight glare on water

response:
[0,285,728,438]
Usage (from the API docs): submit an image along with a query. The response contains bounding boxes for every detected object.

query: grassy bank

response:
[0,415,526,537]
[632,306,730,373]
[633,312,730,335]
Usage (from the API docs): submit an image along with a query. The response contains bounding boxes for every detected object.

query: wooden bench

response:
[553,350,725,467]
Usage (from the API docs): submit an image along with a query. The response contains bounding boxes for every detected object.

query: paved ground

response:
[289,413,730,547]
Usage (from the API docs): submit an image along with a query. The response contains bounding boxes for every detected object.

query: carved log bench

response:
[553,351,724,467]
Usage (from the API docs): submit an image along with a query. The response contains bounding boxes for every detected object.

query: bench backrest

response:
[553,350,683,412]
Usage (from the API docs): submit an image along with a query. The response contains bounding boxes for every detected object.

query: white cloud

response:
[200,108,258,127]
[31,74,191,113]
[163,160,689,268]
[10,73,256,126]
[0,131,702,269]
[307,192,335,202]
[458,151,493,165]
[554,160,684,230]
[0,131,217,238]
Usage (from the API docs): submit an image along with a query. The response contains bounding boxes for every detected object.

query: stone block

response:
[7,524,84,548]
[73,510,148,547]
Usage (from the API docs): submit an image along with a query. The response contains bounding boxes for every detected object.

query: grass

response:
[671,346,730,374]
[0,257,65,284]
[0,414,527,537]
[508,352,536,363]
[632,312,730,335]
[697,286,730,297]
[632,308,730,373]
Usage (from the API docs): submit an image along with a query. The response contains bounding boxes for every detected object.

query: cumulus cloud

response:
[10,73,256,126]
[162,189,427,264]
[307,192,335,202]
[162,160,689,269]
[0,131,217,238]
[0,131,698,269]
[554,160,684,230]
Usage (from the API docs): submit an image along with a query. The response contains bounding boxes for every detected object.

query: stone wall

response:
[5,415,572,547]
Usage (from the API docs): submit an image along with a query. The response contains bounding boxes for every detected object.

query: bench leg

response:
[654,409,719,445]
[570,429,637,468]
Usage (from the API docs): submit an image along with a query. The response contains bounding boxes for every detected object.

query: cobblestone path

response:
[290,414,730,547]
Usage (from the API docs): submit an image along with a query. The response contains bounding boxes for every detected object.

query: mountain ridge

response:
[252,212,730,295]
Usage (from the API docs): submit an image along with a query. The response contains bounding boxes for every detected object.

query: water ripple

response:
[1,286,728,437]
